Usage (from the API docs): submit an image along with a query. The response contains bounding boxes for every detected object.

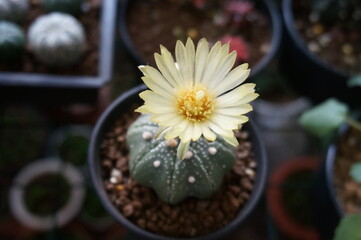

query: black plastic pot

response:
[118,0,281,79]
[313,127,346,240]
[281,0,361,105]
[0,0,117,103]
[88,84,268,240]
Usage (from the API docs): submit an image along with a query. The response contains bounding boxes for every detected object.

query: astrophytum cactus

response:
[42,0,83,15]
[28,12,86,67]
[0,0,29,22]
[0,21,25,61]
[126,114,237,204]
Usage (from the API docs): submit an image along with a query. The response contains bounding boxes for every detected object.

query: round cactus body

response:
[28,12,86,67]
[0,0,29,22]
[126,115,237,205]
[42,0,83,16]
[0,21,25,61]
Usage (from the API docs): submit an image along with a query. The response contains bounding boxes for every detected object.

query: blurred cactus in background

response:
[0,0,29,22]
[0,21,25,61]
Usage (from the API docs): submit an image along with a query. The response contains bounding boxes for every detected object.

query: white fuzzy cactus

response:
[0,0,29,22]
[28,12,86,67]
[0,20,25,61]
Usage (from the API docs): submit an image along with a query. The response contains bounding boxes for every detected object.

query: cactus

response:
[28,12,86,67]
[0,0,29,22]
[126,115,237,205]
[42,0,83,16]
[0,21,25,61]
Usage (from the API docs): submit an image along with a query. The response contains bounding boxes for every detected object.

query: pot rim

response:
[118,0,282,78]
[88,84,268,240]
[282,0,349,78]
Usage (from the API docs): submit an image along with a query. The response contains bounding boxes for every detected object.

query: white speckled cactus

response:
[126,115,237,204]
[0,21,25,61]
[42,0,83,15]
[28,12,86,67]
[0,0,28,22]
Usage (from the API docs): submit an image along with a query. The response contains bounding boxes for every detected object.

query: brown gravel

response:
[293,0,361,74]
[99,108,257,238]
[334,127,361,214]
[126,0,271,67]
[0,0,100,76]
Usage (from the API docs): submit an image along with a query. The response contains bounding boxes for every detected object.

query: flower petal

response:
[139,65,176,90]
[177,140,190,160]
[213,63,250,96]
[214,104,253,116]
[194,38,209,85]
[159,45,185,87]
[199,123,216,141]
[199,41,222,85]
[142,76,175,99]
[223,135,239,147]
[216,83,258,106]
[175,38,195,87]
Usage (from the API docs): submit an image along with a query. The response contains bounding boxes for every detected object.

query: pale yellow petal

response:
[214,104,253,116]
[150,113,183,127]
[175,38,195,87]
[177,141,190,160]
[207,121,234,138]
[213,63,250,96]
[216,83,258,106]
[139,65,175,89]
[142,76,174,99]
[154,53,180,88]
[199,124,216,142]
[200,41,222,85]
[179,123,194,143]
[208,50,237,91]
[155,126,171,139]
[191,123,203,141]
[210,114,249,130]
[135,105,150,114]
[223,135,239,147]
[194,38,209,85]
[139,90,174,105]
[159,45,185,87]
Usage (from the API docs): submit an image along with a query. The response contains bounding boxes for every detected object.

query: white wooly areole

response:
[9,158,85,230]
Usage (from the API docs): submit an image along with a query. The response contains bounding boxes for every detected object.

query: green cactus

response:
[42,0,83,16]
[126,115,237,205]
[0,0,29,22]
[0,21,25,61]
[28,12,86,67]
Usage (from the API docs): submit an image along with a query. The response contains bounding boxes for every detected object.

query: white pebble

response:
[188,176,195,183]
[185,151,193,159]
[308,41,320,53]
[142,131,153,140]
[245,168,255,177]
[153,160,161,168]
[110,176,118,184]
[208,147,217,155]
[111,169,122,177]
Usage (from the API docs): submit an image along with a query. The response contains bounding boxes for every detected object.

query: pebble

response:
[308,41,320,53]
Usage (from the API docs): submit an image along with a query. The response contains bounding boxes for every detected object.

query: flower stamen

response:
[177,88,214,122]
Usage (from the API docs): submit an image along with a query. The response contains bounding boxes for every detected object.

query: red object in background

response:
[225,0,254,15]
[192,0,205,9]
[220,35,250,61]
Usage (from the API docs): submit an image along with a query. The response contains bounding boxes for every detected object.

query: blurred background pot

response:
[119,0,281,80]
[281,0,361,105]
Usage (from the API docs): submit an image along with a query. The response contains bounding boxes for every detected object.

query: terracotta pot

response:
[267,156,320,240]
[88,84,268,240]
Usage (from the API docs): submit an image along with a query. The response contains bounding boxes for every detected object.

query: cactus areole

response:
[126,115,237,204]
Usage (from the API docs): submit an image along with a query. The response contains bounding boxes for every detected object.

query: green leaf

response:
[350,163,361,183]
[334,214,361,240]
[299,98,349,139]
[348,74,361,87]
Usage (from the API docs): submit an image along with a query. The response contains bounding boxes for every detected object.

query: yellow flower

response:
[136,38,258,159]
